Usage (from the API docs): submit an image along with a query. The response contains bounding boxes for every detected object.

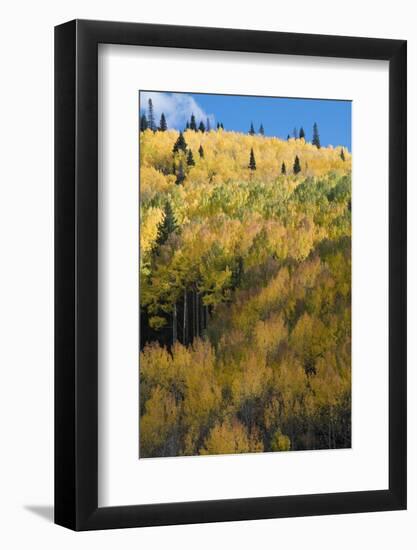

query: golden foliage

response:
[270,429,291,452]
[139,126,352,457]
[140,385,179,457]
[201,419,263,455]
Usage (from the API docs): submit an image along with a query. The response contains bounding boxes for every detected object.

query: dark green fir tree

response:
[299,127,305,139]
[190,114,197,131]
[312,122,321,148]
[249,122,255,135]
[198,120,206,132]
[340,147,345,161]
[248,148,256,170]
[198,144,204,158]
[187,149,195,166]
[140,113,148,132]
[156,201,178,246]
[147,98,156,131]
[293,155,301,174]
[172,131,187,153]
[159,113,167,132]
[281,161,286,175]
[259,124,265,135]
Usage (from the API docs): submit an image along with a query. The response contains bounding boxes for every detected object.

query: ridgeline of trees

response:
[140,104,325,153]
[312,122,321,148]
[139,118,352,458]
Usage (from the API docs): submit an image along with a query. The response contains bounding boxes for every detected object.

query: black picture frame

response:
[55,19,407,531]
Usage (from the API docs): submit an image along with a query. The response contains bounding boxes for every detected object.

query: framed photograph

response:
[55,19,406,530]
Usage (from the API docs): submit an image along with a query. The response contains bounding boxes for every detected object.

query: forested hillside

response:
[139,124,352,457]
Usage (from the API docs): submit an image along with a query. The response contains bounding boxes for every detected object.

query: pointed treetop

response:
[299,127,305,139]
[159,112,167,132]
[340,147,345,161]
[312,122,321,148]
[198,120,206,133]
[190,114,197,131]
[156,201,178,246]
[186,149,195,166]
[248,148,256,170]
[173,131,187,154]
[249,122,255,135]
[147,98,156,131]
[281,161,286,175]
[293,155,301,174]
[198,144,204,158]
[259,124,265,135]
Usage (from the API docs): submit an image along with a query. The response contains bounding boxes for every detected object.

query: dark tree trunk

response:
[172,303,177,344]
[192,291,195,341]
[196,293,200,338]
[183,289,187,345]
[200,297,203,331]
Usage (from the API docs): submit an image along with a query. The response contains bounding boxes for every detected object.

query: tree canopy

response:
[312,122,321,148]
[293,155,301,174]
[147,98,156,131]
[139,123,352,458]
[172,131,187,153]
[159,113,167,132]
[248,148,256,170]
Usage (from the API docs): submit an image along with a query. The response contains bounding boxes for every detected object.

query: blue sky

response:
[140,91,351,150]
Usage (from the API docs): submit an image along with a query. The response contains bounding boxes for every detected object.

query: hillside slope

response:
[139,128,352,457]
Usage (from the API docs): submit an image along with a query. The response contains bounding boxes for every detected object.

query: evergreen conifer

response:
[248,148,256,170]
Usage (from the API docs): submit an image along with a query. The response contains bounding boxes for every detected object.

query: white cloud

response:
[140,91,215,130]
